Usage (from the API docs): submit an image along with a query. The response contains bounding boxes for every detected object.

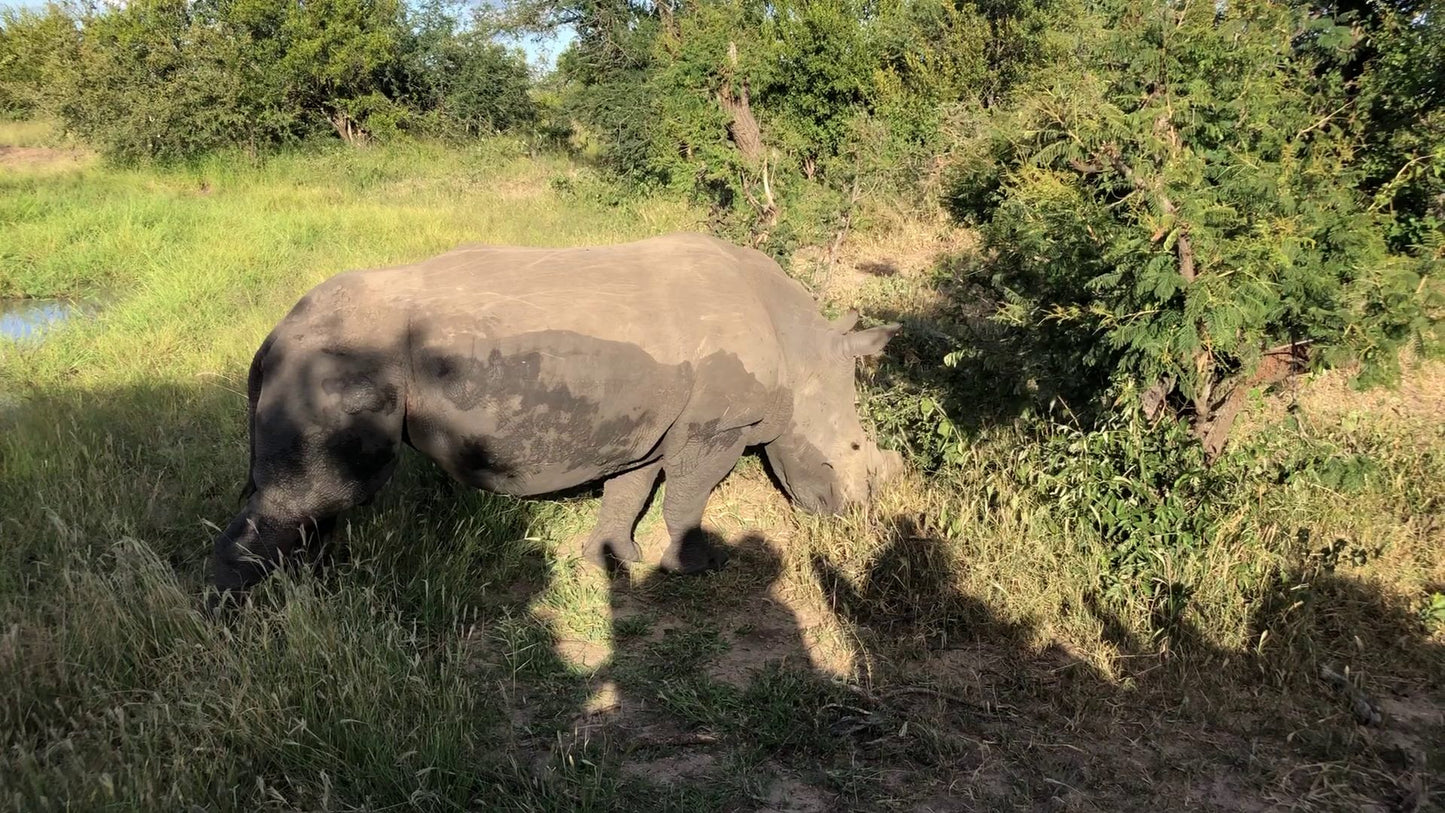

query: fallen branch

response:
[839,682,1016,716]
[635,732,720,747]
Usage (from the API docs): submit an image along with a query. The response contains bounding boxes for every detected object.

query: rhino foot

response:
[583,533,643,570]
[658,527,730,575]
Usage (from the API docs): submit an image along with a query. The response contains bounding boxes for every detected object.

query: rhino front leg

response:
[583,459,662,568]
[658,434,746,574]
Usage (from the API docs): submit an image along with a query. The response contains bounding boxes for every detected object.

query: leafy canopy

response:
[948,0,1441,454]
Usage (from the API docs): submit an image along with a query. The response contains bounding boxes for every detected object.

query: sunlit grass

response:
[1,126,1441,810]
[0,117,66,147]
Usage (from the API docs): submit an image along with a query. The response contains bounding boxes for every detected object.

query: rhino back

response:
[374,233,786,374]
[265,233,808,496]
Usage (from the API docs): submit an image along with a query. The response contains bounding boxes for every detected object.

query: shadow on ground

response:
[504,513,1442,811]
[803,517,1444,810]
[1,374,584,808]
[3,367,1441,811]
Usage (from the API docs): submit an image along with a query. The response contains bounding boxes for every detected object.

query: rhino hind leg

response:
[657,432,747,574]
[583,459,662,570]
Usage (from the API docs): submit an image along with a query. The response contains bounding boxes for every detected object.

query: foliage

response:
[1346,0,1445,253]
[529,0,1056,256]
[1423,592,1445,632]
[55,0,273,162]
[946,0,1442,456]
[1015,409,1225,609]
[403,18,538,137]
[0,3,79,118]
[0,0,536,160]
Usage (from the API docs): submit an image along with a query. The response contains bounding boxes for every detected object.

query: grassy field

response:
[1,123,1442,811]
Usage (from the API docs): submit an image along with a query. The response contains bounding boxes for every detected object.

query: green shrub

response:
[0,3,79,118]
[537,0,1052,254]
[1016,410,1224,608]
[8,0,535,160]
[945,0,1442,458]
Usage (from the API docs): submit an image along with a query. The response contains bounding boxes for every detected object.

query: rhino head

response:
[765,311,904,514]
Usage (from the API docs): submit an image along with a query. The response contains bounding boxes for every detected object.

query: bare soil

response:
[0,144,85,169]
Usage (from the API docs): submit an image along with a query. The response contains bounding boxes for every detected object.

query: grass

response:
[0,117,66,148]
[2,124,1442,810]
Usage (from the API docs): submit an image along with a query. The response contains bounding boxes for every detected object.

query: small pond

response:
[1,298,98,342]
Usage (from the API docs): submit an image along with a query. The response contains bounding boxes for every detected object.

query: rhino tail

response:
[238,333,275,503]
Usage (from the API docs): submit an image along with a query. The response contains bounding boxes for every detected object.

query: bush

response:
[538,0,1052,255]
[0,3,79,118]
[1016,410,1223,608]
[4,0,536,160]
[55,0,273,162]
[1347,0,1445,254]
[946,0,1441,458]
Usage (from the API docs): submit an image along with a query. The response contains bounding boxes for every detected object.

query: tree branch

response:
[1097,144,1194,282]
[718,41,763,165]
[1197,341,1310,461]
[1294,101,1352,141]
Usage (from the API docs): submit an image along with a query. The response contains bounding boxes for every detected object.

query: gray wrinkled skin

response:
[210,232,902,598]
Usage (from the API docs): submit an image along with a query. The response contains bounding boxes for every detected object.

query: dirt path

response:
[0,144,88,170]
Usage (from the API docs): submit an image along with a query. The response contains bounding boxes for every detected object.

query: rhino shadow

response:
[0,365,570,610]
[1,371,626,806]
[520,530,907,808]
[809,515,1445,811]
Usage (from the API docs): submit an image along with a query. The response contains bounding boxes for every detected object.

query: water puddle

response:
[1,297,99,342]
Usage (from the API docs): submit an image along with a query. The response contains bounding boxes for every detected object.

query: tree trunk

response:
[1195,342,1309,461]
[718,41,763,167]
[824,175,864,281]
[719,40,774,245]
[329,110,366,145]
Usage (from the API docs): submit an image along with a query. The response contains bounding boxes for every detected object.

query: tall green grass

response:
[0,118,65,148]
[0,136,711,810]
[2,128,1441,810]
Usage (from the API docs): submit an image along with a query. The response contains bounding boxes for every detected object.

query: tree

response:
[17,0,535,160]
[1345,0,1445,253]
[267,0,412,142]
[0,3,80,118]
[401,1,537,137]
[948,0,1440,458]
[533,0,1053,255]
[56,0,265,161]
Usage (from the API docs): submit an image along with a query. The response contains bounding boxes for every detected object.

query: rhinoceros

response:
[210,231,902,598]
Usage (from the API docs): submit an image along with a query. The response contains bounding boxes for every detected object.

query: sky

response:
[506,28,576,72]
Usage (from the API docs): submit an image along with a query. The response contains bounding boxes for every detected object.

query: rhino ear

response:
[838,323,901,357]
[829,309,860,333]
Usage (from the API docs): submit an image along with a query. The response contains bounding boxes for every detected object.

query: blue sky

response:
[506,28,575,72]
